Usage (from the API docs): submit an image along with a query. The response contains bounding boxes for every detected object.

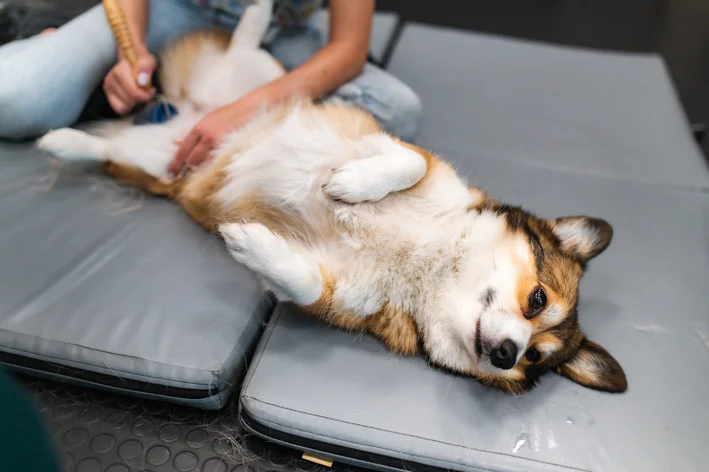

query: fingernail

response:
[137,72,150,87]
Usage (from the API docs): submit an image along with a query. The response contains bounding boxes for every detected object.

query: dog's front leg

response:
[219,222,327,306]
[323,135,429,204]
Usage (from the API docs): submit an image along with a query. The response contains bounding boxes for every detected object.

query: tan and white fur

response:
[37,0,627,394]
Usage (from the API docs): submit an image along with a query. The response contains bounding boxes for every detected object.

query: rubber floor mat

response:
[14,373,364,472]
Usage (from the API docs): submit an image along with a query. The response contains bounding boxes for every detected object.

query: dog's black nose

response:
[490,339,518,370]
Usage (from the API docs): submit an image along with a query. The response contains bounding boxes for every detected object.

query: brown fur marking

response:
[301,268,418,356]
[103,162,178,198]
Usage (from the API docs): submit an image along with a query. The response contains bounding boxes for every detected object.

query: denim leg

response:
[331,64,423,143]
[0,0,228,140]
[268,17,423,143]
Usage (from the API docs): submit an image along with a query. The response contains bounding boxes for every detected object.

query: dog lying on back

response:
[37,0,626,394]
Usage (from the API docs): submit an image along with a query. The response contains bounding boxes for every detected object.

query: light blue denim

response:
[0,0,422,142]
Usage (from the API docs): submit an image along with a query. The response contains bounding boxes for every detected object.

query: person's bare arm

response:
[251,0,374,104]
[104,0,156,114]
[168,0,375,175]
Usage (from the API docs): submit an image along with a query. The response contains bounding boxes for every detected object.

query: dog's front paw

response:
[323,160,391,204]
[36,128,104,161]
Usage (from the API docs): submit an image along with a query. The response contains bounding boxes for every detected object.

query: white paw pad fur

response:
[219,222,323,305]
[323,160,392,203]
[36,128,104,161]
[219,222,285,264]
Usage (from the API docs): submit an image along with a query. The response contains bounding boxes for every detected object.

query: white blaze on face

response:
[478,233,535,368]
[424,215,541,374]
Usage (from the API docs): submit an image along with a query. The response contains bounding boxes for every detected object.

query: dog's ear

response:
[549,216,613,263]
[556,338,627,392]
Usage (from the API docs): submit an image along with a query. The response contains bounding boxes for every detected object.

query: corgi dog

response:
[36,0,626,394]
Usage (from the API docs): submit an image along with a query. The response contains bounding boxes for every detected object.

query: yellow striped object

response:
[102,0,151,88]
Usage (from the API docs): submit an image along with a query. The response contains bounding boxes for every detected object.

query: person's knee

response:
[385,81,423,143]
[0,80,59,140]
[336,74,423,143]
[0,83,29,139]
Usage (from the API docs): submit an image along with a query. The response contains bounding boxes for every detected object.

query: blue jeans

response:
[0,0,422,142]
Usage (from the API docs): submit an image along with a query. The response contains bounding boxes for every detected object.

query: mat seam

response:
[238,304,285,398]
[242,396,589,472]
[429,143,709,195]
[0,341,215,387]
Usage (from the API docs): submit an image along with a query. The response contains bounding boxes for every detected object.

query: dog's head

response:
[424,202,626,394]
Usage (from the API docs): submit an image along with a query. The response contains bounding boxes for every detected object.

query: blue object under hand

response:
[133,101,179,125]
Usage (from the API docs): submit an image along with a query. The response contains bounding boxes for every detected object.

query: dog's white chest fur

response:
[185,45,283,112]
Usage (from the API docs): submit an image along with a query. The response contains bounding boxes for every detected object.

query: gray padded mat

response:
[14,372,367,472]
[0,142,270,409]
[369,12,398,64]
[240,152,709,472]
[389,24,709,189]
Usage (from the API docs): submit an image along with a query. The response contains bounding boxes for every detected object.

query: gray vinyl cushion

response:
[389,24,709,189]
[369,12,398,63]
[0,142,270,409]
[240,151,709,472]
[240,25,708,470]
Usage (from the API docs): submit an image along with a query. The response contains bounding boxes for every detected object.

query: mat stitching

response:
[431,143,709,195]
[0,328,218,374]
[4,362,224,407]
[216,299,275,388]
[0,343,215,387]
[238,304,284,394]
[242,396,589,472]
[247,308,586,471]
[242,416,493,472]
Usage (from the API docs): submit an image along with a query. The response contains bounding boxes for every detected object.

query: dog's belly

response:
[216,108,362,227]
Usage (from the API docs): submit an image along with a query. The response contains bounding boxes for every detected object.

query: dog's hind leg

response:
[219,222,327,306]
[38,119,189,181]
[102,161,177,197]
[37,128,107,162]
[227,0,273,51]
[218,222,422,355]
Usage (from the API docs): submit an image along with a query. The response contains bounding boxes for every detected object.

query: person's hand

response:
[168,99,259,177]
[103,51,157,115]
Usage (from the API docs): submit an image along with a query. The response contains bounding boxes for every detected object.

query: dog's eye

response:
[526,287,547,319]
[525,347,541,363]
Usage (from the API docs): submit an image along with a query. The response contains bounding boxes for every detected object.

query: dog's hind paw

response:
[36,128,106,162]
[219,222,323,305]
[219,222,283,262]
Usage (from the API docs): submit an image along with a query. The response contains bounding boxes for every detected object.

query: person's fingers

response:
[104,73,132,103]
[169,132,201,177]
[103,74,131,115]
[185,138,213,170]
[113,62,155,103]
[106,93,130,116]
[135,55,156,88]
